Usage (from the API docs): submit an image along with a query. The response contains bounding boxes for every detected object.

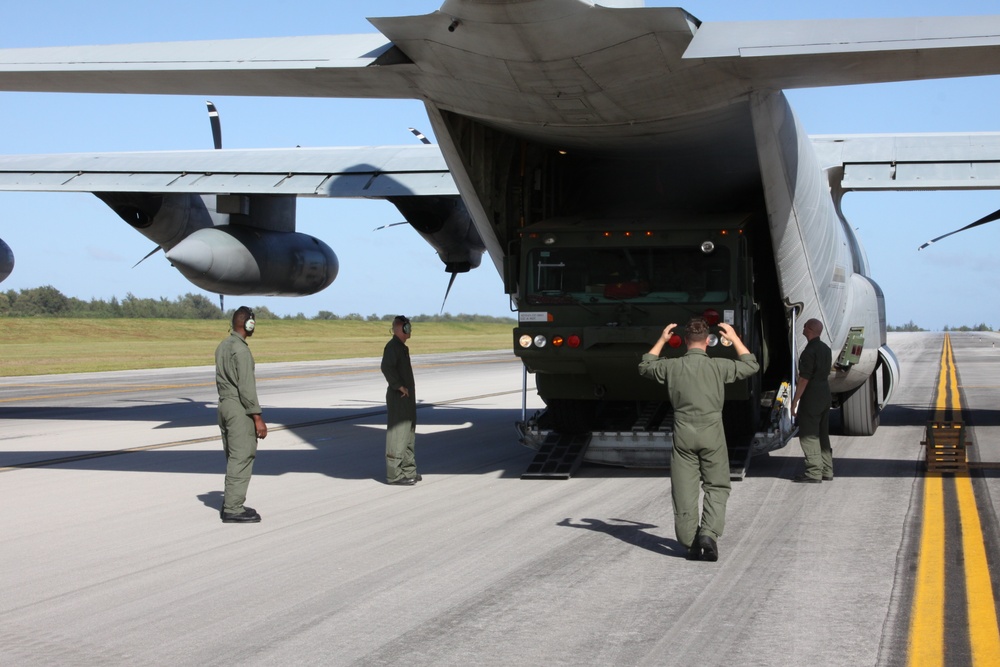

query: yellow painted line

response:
[909,334,1000,665]
[955,475,1000,661]
[908,472,945,667]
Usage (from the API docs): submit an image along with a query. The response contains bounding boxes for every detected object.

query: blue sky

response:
[1,1,1000,328]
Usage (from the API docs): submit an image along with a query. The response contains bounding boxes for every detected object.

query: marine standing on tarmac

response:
[215,306,267,523]
[638,317,759,561]
[790,318,833,483]
[381,315,420,486]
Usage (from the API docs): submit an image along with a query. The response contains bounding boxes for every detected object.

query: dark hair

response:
[685,316,709,342]
[233,306,254,329]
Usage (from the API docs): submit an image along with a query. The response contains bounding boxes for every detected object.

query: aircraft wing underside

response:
[812,133,1000,191]
[1,133,997,201]
[0,145,456,198]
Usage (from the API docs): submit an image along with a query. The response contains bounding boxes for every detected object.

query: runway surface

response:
[1,334,998,666]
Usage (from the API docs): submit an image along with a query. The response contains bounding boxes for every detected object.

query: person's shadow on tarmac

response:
[557,517,688,558]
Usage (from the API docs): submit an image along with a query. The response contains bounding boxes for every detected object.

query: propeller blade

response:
[918,206,1000,250]
[207,101,222,150]
[131,245,162,269]
[372,221,409,231]
[408,127,431,145]
[440,272,458,314]
[219,294,225,313]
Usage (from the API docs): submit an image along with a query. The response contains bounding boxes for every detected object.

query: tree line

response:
[3,286,992,330]
[886,320,993,332]
[0,286,515,323]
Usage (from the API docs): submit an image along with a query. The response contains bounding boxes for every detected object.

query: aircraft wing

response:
[685,16,1000,88]
[2,13,1000,99]
[0,145,457,198]
[0,33,418,98]
[811,133,1000,191]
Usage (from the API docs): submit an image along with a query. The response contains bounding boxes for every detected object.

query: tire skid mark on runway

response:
[907,335,1000,666]
[0,389,521,473]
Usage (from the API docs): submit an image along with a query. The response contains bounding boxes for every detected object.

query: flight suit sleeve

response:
[638,353,668,384]
[234,347,262,415]
[727,353,760,382]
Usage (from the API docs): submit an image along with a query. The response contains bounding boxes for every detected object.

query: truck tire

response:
[841,373,879,436]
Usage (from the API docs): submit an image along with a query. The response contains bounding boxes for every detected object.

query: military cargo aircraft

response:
[2,0,1000,473]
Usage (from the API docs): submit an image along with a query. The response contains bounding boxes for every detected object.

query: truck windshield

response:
[526,245,731,305]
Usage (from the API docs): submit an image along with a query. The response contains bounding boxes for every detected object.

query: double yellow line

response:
[908,334,1000,665]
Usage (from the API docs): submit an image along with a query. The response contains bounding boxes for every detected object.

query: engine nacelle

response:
[96,192,220,250]
[165,225,338,296]
[389,196,485,273]
[0,236,13,284]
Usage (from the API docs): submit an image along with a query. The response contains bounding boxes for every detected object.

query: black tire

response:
[841,372,879,436]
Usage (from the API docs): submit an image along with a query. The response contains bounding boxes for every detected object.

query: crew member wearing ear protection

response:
[380,315,420,485]
[215,305,268,522]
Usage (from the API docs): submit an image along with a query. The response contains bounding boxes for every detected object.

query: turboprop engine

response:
[0,236,13,283]
[96,191,337,296]
[165,225,338,296]
[389,196,485,273]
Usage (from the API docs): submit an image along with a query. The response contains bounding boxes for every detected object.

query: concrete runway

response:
[1,335,998,666]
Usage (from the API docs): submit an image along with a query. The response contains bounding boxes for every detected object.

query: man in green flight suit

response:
[381,315,420,486]
[638,317,758,561]
[216,306,267,523]
[790,318,833,483]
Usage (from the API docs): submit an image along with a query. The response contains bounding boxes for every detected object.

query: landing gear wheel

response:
[841,372,879,436]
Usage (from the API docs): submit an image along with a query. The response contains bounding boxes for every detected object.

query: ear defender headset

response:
[234,306,255,333]
[394,315,411,335]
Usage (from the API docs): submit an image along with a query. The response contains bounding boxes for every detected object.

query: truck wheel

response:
[841,373,879,436]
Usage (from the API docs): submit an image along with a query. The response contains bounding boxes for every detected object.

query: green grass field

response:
[0,319,516,376]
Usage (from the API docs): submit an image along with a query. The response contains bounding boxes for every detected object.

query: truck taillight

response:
[668,334,683,348]
[702,309,721,326]
[567,335,581,348]
[552,335,565,347]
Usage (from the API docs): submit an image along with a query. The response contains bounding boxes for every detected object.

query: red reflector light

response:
[702,309,721,326]
[552,335,565,347]
[668,334,683,348]
[567,335,582,348]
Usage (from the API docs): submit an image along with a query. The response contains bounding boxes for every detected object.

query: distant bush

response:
[0,286,515,324]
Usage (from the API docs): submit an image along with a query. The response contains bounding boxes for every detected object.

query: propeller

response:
[131,245,162,269]
[918,206,1000,250]
[440,272,458,314]
[207,101,222,150]
[408,127,431,145]
[206,101,226,308]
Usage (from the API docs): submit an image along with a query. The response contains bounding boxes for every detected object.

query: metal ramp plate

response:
[521,433,591,479]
